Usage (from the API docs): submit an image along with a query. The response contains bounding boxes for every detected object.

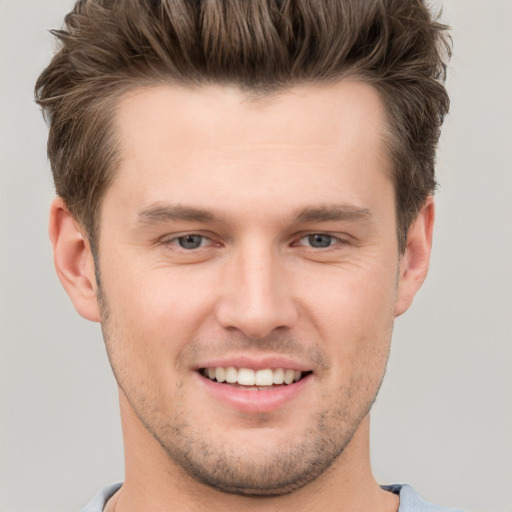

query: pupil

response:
[309,234,332,248]
[179,235,202,249]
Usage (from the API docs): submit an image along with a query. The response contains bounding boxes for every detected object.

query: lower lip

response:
[196,372,312,414]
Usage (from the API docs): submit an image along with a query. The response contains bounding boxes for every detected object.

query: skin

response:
[49,81,434,512]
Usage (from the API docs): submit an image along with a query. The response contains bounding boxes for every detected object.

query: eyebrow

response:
[136,203,373,226]
[292,205,373,224]
[137,204,223,225]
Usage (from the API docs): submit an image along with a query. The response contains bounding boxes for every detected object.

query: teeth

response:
[215,367,226,383]
[255,369,274,386]
[284,369,295,385]
[203,367,305,386]
[225,366,237,383]
[238,368,255,386]
[273,368,284,384]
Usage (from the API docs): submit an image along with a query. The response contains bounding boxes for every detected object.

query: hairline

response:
[84,74,414,259]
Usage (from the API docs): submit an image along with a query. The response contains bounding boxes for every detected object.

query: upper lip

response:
[193,355,312,372]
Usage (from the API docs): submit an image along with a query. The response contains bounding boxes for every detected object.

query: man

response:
[35,0,462,510]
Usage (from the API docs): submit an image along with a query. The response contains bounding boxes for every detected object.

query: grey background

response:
[0,1,510,511]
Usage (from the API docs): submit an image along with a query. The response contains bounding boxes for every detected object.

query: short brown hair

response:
[35,0,451,253]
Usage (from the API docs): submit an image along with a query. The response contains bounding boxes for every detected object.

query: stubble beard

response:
[145,380,375,496]
[120,378,378,497]
[97,286,390,497]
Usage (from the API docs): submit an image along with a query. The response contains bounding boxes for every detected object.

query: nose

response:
[214,242,299,339]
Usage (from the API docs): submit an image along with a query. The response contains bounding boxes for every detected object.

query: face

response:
[96,81,401,495]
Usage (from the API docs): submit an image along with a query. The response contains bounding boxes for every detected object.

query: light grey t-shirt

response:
[81,482,464,511]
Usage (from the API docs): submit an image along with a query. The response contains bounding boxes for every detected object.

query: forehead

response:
[107,80,392,224]
[115,80,387,156]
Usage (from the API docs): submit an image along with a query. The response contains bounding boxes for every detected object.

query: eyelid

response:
[291,232,355,251]
[158,231,350,249]
[160,232,218,248]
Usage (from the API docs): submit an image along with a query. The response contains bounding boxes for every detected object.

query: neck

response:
[111,393,398,512]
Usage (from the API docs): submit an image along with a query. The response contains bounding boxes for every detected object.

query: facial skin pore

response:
[49,81,434,512]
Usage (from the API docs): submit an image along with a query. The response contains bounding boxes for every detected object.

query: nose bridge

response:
[215,236,297,338]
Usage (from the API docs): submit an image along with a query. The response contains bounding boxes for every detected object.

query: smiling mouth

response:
[200,367,312,389]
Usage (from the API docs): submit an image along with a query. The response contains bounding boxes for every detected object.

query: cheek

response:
[100,262,218,368]
[299,263,397,369]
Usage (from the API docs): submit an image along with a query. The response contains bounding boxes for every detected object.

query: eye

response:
[174,234,209,250]
[301,234,339,248]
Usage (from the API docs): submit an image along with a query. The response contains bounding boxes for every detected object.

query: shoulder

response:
[81,483,122,512]
[83,482,465,512]
[383,484,465,512]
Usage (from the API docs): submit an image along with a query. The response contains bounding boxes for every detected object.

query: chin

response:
[149,408,361,497]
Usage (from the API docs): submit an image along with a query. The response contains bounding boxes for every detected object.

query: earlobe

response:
[49,197,101,322]
[395,197,435,317]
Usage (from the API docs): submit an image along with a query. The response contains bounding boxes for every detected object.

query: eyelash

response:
[295,234,344,249]
[163,234,217,250]
[161,233,346,251]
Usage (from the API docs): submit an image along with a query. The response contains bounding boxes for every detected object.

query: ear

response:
[395,197,435,317]
[49,197,101,322]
